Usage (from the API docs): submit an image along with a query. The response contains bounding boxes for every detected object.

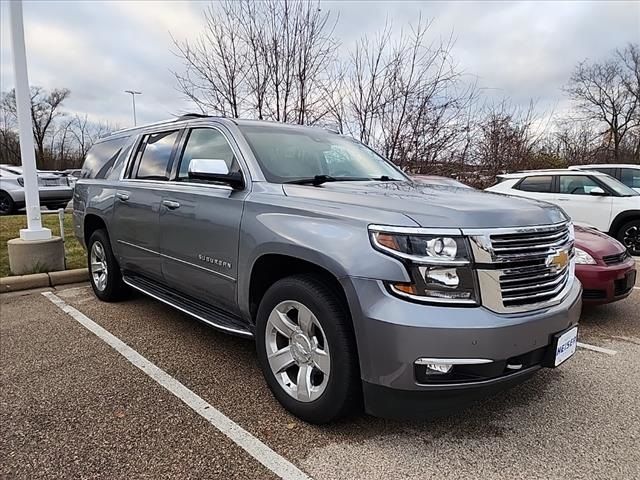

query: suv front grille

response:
[603,251,629,265]
[466,222,575,313]
[490,224,572,260]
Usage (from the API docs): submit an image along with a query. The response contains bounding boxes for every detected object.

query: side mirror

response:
[589,186,606,196]
[188,159,244,189]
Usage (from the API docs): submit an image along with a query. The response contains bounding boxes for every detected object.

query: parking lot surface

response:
[2,273,639,479]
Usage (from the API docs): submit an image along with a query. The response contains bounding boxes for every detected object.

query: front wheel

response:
[255,274,360,424]
[617,220,640,256]
[0,192,16,215]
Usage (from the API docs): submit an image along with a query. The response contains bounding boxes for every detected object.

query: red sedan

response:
[575,225,637,305]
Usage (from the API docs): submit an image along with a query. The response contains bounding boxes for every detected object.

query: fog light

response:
[424,363,453,374]
[415,357,453,374]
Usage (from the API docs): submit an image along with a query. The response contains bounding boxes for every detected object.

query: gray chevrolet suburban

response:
[74,114,582,423]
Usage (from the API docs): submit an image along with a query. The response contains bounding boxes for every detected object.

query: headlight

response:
[369,225,478,305]
[574,247,596,265]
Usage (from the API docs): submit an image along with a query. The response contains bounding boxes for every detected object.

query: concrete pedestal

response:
[7,236,65,275]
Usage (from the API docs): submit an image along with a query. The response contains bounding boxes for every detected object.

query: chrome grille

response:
[490,223,572,260]
[467,222,575,313]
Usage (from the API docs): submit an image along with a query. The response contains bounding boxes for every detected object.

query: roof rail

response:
[108,113,215,137]
[176,113,212,121]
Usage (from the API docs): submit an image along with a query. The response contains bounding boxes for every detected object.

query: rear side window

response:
[584,167,615,176]
[558,175,601,195]
[82,136,132,179]
[516,176,553,193]
[620,168,640,189]
[134,131,180,180]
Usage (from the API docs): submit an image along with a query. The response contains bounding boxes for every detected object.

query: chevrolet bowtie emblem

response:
[546,250,569,271]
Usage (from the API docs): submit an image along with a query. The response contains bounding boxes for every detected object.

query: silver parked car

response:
[74,115,581,423]
[0,164,73,215]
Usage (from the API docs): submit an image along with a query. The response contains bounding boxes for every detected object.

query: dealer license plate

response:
[554,326,578,367]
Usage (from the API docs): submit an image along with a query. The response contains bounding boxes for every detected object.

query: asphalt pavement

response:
[1,273,639,479]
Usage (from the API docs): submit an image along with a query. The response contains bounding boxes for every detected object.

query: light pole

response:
[9,0,49,240]
[124,90,141,126]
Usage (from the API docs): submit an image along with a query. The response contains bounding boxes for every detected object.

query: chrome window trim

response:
[116,239,236,282]
[118,124,251,190]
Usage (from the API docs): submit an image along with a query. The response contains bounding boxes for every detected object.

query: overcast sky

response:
[1,0,638,129]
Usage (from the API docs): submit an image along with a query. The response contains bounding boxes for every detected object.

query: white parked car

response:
[486,169,640,255]
[568,164,640,193]
[0,164,73,215]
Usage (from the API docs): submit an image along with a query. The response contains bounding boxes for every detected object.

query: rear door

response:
[112,129,182,282]
[159,126,249,314]
[553,174,613,231]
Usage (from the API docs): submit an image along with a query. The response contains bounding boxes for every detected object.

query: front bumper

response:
[577,257,636,305]
[341,277,582,419]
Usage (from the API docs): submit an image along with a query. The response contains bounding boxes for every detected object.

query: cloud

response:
[1,0,638,128]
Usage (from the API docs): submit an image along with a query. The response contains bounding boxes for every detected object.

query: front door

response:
[553,174,613,231]
[112,129,182,282]
[159,127,248,314]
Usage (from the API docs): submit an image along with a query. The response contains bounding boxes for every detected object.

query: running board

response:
[122,274,253,338]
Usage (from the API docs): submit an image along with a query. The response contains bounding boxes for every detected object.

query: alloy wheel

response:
[623,225,640,255]
[90,241,108,291]
[0,196,11,214]
[265,300,331,402]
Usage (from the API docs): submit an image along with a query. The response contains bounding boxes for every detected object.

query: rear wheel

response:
[87,229,128,301]
[0,192,15,215]
[255,274,360,424]
[617,220,640,256]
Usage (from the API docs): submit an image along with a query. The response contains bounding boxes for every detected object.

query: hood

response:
[283,181,568,228]
[574,225,626,259]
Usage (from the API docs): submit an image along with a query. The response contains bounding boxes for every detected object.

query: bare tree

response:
[172,0,338,124]
[1,87,70,167]
[565,45,639,162]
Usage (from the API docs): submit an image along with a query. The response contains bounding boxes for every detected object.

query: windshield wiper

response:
[286,175,375,186]
[369,175,402,182]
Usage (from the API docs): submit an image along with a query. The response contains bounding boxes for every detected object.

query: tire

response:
[0,191,16,215]
[255,274,361,424]
[617,219,640,256]
[87,229,128,301]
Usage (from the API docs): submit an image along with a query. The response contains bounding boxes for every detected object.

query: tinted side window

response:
[592,167,615,176]
[516,176,553,193]
[82,136,131,179]
[621,168,640,188]
[178,128,237,180]
[559,175,601,195]
[135,131,180,180]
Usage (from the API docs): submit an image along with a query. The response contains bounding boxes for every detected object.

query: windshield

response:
[598,175,639,196]
[239,125,406,183]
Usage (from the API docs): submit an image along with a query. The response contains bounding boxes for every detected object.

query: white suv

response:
[486,169,640,254]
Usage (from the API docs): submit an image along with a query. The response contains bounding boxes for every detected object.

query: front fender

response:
[237,200,414,317]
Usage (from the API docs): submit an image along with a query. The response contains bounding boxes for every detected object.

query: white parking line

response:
[577,342,617,356]
[42,291,311,480]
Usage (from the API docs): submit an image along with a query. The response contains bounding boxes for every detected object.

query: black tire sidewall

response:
[618,220,640,255]
[255,275,359,424]
[0,192,15,215]
[87,229,126,301]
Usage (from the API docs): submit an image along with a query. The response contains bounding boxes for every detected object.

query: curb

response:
[0,268,89,293]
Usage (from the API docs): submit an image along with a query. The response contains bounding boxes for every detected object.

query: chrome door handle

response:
[162,200,181,210]
[116,191,129,201]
